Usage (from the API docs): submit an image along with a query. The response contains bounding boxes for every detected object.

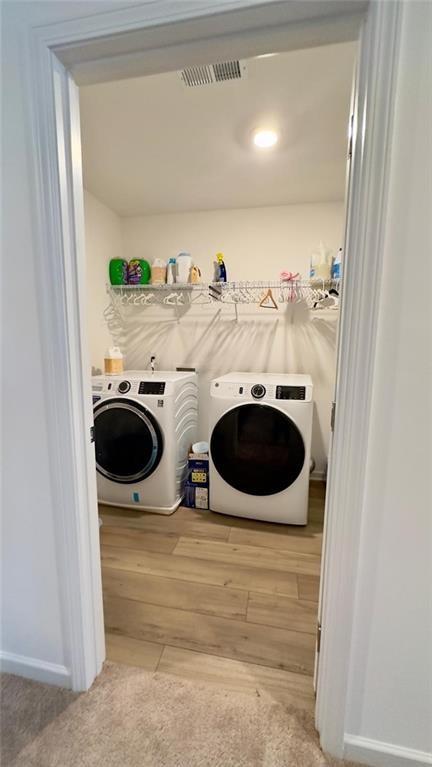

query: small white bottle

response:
[176,252,192,283]
[167,258,176,284]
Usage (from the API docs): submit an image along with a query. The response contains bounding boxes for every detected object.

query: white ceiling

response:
[79,41,356,216]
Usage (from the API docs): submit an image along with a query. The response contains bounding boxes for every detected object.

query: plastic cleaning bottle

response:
[176,252,192,283]
[104,347,124,375]
[109,258,128,285]
[310,242,332,281]
[214,252,227,282]
[151,258,167,284]
[332,248,343,279]
[127,259,151,284]
[167,258,176,284]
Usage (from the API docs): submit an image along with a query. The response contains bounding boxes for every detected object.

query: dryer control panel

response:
[212,379,312,402]
[276,386,306,400]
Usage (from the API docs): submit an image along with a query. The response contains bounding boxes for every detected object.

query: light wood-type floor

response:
[99,481,325,712]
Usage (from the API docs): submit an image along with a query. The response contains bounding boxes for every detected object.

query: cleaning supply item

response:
[190,265,202,284]
[109,258,128,285]
[167,258,176,284]
[214,252,227,282]
[332,248,343,279]
[176,252,192,283]
[310,242,332,281]
[151,258,167,284]
[127,259,151,284]
[104,346,124,375]
[184,449,209,509]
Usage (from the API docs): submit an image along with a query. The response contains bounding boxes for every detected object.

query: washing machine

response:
[92,371,198,514]
[209,373,313,524]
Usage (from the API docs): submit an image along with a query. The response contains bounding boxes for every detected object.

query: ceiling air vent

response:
[180,60,247,87]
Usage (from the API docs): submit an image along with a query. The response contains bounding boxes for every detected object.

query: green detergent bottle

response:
[109,258,128,285]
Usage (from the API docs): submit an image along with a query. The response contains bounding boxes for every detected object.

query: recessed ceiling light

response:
[253,129,278,149]
[256,53,277,59]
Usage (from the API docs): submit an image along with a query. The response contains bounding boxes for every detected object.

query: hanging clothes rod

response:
[104,280,341,338]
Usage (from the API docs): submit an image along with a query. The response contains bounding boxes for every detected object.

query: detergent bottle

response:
[214,252,227,282]
[104,347,124,375]
[332,248,343,279]
[310,242,332,281]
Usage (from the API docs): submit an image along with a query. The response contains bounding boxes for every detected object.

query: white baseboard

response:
[310,470,326,481]
[0,650,71,688]
[344,734,432,767]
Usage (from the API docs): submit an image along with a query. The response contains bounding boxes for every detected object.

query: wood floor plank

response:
[101,526,178,554]
[199,509,324,536]
[297,575,320,603]
[105,632,163,671]
[173,538,321,576]
[307,498,325,523]
[102,566,248,620]
[158,646,315,712]
[309,481,326,499]
[104,596,315,675]
[229,526,322,556]
[247,592,317,635]
[99,505,230,542]
[101,545,298,598]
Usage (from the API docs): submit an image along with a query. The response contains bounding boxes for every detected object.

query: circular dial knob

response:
[117,380,131,394]
[251,383,266,399]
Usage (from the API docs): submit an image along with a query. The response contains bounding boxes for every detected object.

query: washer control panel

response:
[138,381,166,395]
[92,378,168,397]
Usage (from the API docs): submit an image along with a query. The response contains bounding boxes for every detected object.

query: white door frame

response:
[24,0,401,756]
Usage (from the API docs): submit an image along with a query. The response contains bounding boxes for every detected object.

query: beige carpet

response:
[1,662,362,767]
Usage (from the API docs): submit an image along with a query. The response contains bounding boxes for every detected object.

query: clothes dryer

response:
[209,373,313,524]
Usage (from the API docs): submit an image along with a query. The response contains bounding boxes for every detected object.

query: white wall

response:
[344,1,432,763]
[84,189,124,372]
[105,203,342,474]
[1,1,70,677]
[0,0,149,685]
[121,204,343,282]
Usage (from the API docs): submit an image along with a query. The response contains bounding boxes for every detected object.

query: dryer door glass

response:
[93,399,163,484]
[210,404,305,495]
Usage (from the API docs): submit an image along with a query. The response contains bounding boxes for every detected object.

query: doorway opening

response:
[28,0,401,756]
[79,40,356,710]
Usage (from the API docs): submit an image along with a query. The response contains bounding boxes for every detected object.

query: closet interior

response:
[80,39,356,708]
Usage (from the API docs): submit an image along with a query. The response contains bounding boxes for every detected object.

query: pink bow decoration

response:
[280,271,300,282]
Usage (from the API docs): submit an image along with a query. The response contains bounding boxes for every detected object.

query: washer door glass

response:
[211,404,305,496]
[94,398,163,484]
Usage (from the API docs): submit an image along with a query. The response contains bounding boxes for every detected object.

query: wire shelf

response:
[107,279,341,308]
